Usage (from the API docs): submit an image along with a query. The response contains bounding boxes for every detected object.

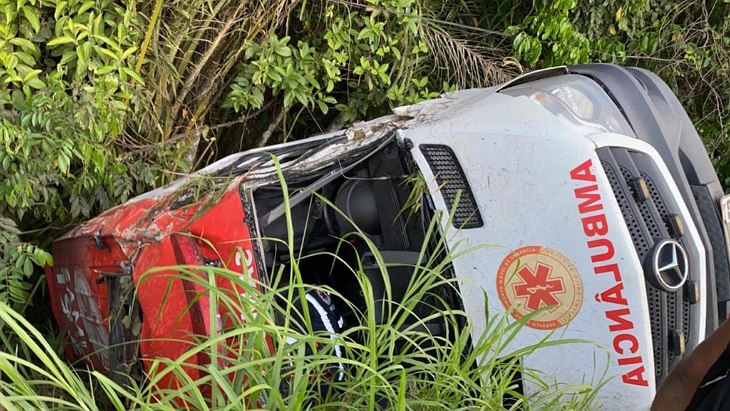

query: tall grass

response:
[0,249,606,409]
[0,160,607,410]
[0,262,603,410]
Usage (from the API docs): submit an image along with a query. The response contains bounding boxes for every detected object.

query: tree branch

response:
[168,1,248,131]
[168,100,275,144]
[255,105,287,148]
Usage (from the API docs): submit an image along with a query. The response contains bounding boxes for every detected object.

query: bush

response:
[0,0,168,310]
[508,0,730,185]
[0,0,517,316]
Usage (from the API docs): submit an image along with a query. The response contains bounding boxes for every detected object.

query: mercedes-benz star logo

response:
[647,239,689,292]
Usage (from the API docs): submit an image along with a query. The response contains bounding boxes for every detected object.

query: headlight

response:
[500,74,636,137]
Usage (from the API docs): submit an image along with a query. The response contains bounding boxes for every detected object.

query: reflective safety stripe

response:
[305,293,344,380]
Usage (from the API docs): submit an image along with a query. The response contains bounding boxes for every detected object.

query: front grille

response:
[644,176,691,341]
[598,147,693,385]
[420,144,484,229]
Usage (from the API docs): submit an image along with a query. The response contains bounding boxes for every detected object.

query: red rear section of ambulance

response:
[45,182,264,392]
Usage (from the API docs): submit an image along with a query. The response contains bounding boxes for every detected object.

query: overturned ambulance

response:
[46,64,730,409]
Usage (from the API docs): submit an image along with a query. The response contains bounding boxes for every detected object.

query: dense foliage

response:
[509,0,730,183]
[0,0,154,307]
[0,0,521,312]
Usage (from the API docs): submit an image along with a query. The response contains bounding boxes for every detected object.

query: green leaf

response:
[357,28,372,41]
[78,0,94,14]
[95,65,115,75]
[120,46,137,60]
[54,1,67,20]
[22,69,40,82]
[120,67,144,84]
[22,256,32,277]
[24,77,44,89]
[95,34,121,52]
[283,90,294,107]
[22,6,40,33]
[77,42,90,66]
[275,45,291,57]
[58,152,69,174]
[96,46,118,60]
[4,4,14,25]
[15,254,25,270]
[266,68,282,82]
[317,100,329,114]
[294,90,308,106]
[59,50,77,65]
[13,52,36,66]
[505,25,521,36]
[379,70,390,85]
[4,74,22,83]
[47,36,76,47]
[407,19,418,36]
[9,38,36,53]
